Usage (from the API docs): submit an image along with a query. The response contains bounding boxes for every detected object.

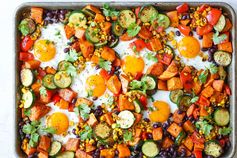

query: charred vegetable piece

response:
[94,123,111,140]
[214,51,231,66]
[169,90,184,104]
[116,110,135,129]
[49,141,62,156]
[42,74,57,90]
[178,95,192,111]
[139,5,158,23]
[22,89,35,108]
[20,68,34,87]
[204,141,223,158]
[133,99,143,113]
[57,60,73,71]
[112,22,125,36]
[142,141,159,157]
[214,108,230,126]
[69,11,87,28]
[53,71,72,88]
[141,75,157,90]
[118,10,136,28]
[18,18,36,36]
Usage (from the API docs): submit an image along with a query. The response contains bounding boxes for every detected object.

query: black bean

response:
[207,155,213,158]
[25,134,31,139]
[170,147,174,153]
[76,135,80,138]
[115,150,119,155]
[46,12,53,18]
[144,118,150,122]
[212,45,218,50]
[189,31,193,36]
[198,35,203,40]
[95,65,100,70]
[201,47,208,52]
[64,47,70,53]
[146,133,153,139]
[191,154,195,158]
[99,145,105,150]
[177,110,183,114]
[180,152,186,157]
[60,9,67,14]
[153,123,160,128]
[172,151,177,158]
[193,27,196,32]
[176,31,181,36]
[59,14,65,20]
[92,96,98,101]
[181,15,187,20]
[178,122,183,127]
[48,19,54,24]
[162,123,168,129]
[166,148,170,152]
[72,128,76,135]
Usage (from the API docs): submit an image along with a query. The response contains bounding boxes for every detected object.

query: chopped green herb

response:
[127,23,141,37]
[74,103,91,120]
[24,109,31,117]
[80,125,93,140]
[208,63,218,74]
[145,52,158,62]
[213,31,228,45]
[66,65,77,77]
[123,130,133,142]
[29,133,39,148]
[218,127,232,136]
[195,120,213,137]
[190,96,199,103]
[41,127,56,134]
[65,49,79,62]
[101,3,120,17]
[198,70,208,83]
[39,86,47,96]
[99,58,112,71]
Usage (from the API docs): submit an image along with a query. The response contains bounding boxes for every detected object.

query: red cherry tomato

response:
[19,52,34,61]
[21,36,34,52]
[176,3,189,13]
[224,84,231,95]
[134,72,143,80]
[68,103,75,112]
[139,95,147,109]
[191,132,205,144]
[196,24,213,36]
[52,93,61,104]
[180,71,193,91]
[129,39,146,52]
[145,42,153,51]
[193,150,203,158]
[37,68,46,80]
[206,8,222,26]
[178,24,191,36]
[197,4,209,13]
[141,131,147,140]
[99,68,112,80]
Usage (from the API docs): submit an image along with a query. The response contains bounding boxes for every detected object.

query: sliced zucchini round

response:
[112,22,125,36]
[49,141,62,156]
[214,15,226,32]
[214,108,230,126]
[141,75,157,90]
[178,95,192,111]
[175,131,186,145]
[169,90,184,104]
[69,11,87,28]
[204,141,223,158]
[118,10,136,28]
[42,74,57,90]
[133,99,143,113]
[18,18,36,36]
[82,8,96,17]
[116,110,135,129]
[142,141,159,157]
[94,41,108,48]
[94,123,111,140]
[214,51,231,67]
[22,90,35,108]
[139,5,158,23]
[20,68,34,87]
[57,60,73,71]
[85,25,100,44]
[56,151,75,158]
[156,14,170,29]
[53,71,72,88]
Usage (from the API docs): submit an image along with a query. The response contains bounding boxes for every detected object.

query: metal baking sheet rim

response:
[13,1,237,157]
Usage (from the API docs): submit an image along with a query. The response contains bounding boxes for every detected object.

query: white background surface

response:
[0,0,236,157]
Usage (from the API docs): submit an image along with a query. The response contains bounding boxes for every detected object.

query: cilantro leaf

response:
[198,70,208,83]
[99,58,112,71]
[39,86,47,96]
[190,96,199,103]
[123,130,133,142]
[127,23,141,37]
[41,127,56,134]
[29,133,39,147]
[66,65,77,77]
[218,127,232,136]
[150,12,159,21]
[212,31,228,45]
[80,125,93,140]
[145,52,158,62]
[101,3,120,17]
[24,109,31,117]
[74,103,91,120]
[65,49,79,62]
[22,123,35,134]
[195,120,213,137]
[208,63,218,74]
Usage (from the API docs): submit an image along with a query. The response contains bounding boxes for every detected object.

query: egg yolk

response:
[121,55,145,76]
[178,36,200,58]
[34,39,56,62]
[149,101,170,123]
[47,112,69,135]
[86,75,106,97]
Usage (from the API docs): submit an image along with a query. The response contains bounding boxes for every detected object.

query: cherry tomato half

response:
[206,8,222,26]
[21,36,34,52]
[19,52,34,61]
[178,24,191,36]
[176,3,189,13]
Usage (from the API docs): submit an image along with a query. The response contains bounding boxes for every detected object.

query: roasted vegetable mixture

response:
[17,3,233,158]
